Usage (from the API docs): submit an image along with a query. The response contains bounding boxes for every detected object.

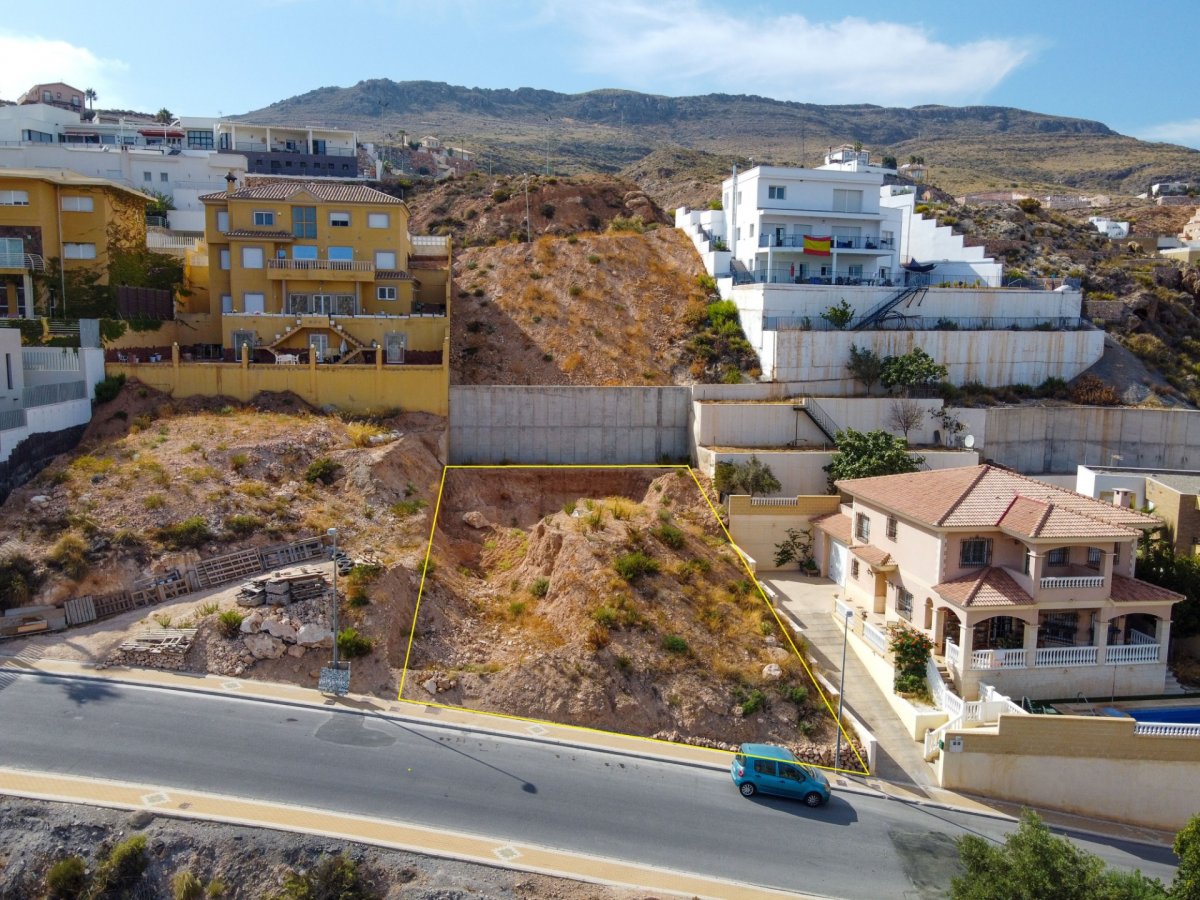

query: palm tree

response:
[84,88,97,110]
[154,107,173,124]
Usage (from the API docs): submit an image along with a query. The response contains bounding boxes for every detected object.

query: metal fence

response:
[22,348,81,371]
[23,380,86,408]
[0,408,26,431]
[763,315,1090,333]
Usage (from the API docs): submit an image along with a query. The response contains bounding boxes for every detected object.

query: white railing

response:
[978,682,1027,717]
[1135,722,1200,737]
[834,598,853,623]
[410,235,450,254]
[23,380,86,408]
[750,497,799,506]
[971,648,1026,670]
[945,639,961,669]
[1130,630,1157,645]
[1040,575,1105,590]
[927,656,965,718]
[147,232,202,250]
[924,714,964,760]
[0,407,26,431]
[863,621,888,655]
[1105,643,1161,665]
[22,348,81,371]
[1035,645,1098,667]
[267,259,373,273]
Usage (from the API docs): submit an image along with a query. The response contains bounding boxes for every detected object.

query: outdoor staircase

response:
[266,322,369,363]
[852,285,927,330]
[931,655,955,696]
[793,395,841,443]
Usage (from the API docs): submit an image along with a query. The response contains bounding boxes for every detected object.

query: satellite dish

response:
[963,435,976,449]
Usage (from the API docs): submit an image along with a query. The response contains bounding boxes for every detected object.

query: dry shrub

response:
[1069,374,1120,406]
[562,352,584,373]
[347,422,386,447]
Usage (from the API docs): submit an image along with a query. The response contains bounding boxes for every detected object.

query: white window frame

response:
[216,210,229,233]
[241,247,264,269]
[243,292,265,314]
[367,212,389,229]
[896,587,913,620]
[768,185,786,200]
[855,513,870,542]
[61,195,94,212]
[253,210,275,227]
[0,190,29,206]
[143,171,153,183]
[329,211,350,228]
[63,242,96,260]
[832,189,864,213]
[377,286,397,301]
[374,250,396,270]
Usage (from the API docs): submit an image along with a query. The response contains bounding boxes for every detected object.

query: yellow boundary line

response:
[399,463,869,778]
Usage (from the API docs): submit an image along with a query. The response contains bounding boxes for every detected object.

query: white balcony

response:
[1105,644,1161,665]
[945,638,961,669]
[970,648,1026,670]
[1034,645,1098,667]
[1040,575,1105,590]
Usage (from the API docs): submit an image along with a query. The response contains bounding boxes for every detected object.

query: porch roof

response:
[850,544,896,569]
[1109,574,1185,605]
[812,512,852,544]
[997,496,1136,540]
[934,566,1033,608]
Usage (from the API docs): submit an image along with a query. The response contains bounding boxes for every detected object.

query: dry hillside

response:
[402,468,849,764]
[451,228,758,386]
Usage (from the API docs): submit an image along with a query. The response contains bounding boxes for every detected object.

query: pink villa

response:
[812,465,1184,701]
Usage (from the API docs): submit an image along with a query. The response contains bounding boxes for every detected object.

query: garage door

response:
[828,540,849,586]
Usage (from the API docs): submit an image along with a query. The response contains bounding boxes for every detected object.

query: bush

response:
[89,835,148,899]
[592,605,617,627]
[305,457,341,485]
[1016,197,1042,214]
[390,498,427,518]
[661,634,689,654]
[785,685,809,706]
[1069,374,1120,406]
[277,854,379,900]
[217,610,244,639]
[613,550,659,582]
[740,689,766,715]
[46,856,87,899]
[172,869,204,900]
[530,577,550,597]
[895,673,926,694]
[93,373,126,403]
[158,516,213,549]
[229,452,249,472]
[539,202,555,219]
[337,627,373,659]
[608,215,646,233]
[651,523,685,549]
[225,514,263,537]
[47,533,89,579]
[0,552,41,612]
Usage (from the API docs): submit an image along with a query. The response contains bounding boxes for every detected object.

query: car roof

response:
[739,743,797,762]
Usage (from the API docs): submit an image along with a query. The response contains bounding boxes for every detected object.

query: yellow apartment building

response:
[0,169,150,319]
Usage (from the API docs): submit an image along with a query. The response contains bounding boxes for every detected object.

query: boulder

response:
[286,644,306,658]
[766,647,790,662]
[296,624,333,648]
[462,511,489,529]
[28,495,49,507]
[262,619,298,643]
[422,677,439,696]
[239,612,262,634]
[761,663,784,681]
[244,633,286,660]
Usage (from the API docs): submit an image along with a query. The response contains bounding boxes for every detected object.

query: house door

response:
[385,332,406,364]
[310,334,329,361]
[774,226,787,247]
[828,541,848,587]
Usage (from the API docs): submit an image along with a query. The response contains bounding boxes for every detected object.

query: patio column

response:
[958,621,974,664]
[1095,613,1110,662]
[1022,619,1039,662]
[1156,615,1172,650]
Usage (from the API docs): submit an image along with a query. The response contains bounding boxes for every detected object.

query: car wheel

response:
[803,791,824,808]
[739,782,757,797]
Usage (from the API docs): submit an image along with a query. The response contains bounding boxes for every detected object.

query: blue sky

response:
[2,0,1198,148]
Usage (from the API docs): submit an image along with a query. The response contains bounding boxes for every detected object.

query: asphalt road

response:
[0,673,1179,899]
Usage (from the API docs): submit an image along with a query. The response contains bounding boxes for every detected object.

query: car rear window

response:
[734,753,746,764]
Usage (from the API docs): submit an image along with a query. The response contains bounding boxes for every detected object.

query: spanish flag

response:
[803,235,832,256]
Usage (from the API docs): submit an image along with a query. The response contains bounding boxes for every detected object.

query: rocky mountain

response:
[235,79,1200,198]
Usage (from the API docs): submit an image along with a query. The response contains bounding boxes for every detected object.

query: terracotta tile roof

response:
[1109,574,1185,604]
[934,567,1034,608]
[200,182,407,205]
[839,465,1156,535]
[223,229,295,241]
[851,545,895,568]
[996,496,1136,540]
[812,512,851,544]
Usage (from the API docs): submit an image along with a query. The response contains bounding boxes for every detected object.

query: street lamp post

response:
[328,527,339,667]
[834,607,852,771]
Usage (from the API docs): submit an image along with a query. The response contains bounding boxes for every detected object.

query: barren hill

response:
[402,467,847,762]
[235,79,1200,198]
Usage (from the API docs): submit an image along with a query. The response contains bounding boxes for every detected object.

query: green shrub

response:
[894,673,926,694]
[507,600,527,618]
[217,610,244,639]
[0,552,41,612]
[89,835,148,899]
[530,577,550,597]
[390,498,427,518]
[592,605,617,627]
[46,855,87,899]
[562,500,576,515]
[586,253,601,264]
[93,373,126,403]
[740,689,766,715]
[614,550,659,582]
[47,533,89,579]
[197,601,220,616]
[337,627,373,659]
[158,516,213,549]
[277,854,378,900]
[225,514,263,537]
[785,684,809,705]
[305,457,341,485]
[651,523,685,549]
[172,869,204,900]
[539,202,555,219]
[661,634,689,654]
[229,452,249,472]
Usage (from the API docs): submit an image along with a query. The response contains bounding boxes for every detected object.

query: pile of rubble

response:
[105,629,198,671]
[206,598,335,677]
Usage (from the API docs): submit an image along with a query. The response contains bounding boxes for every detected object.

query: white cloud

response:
[1139,119,1200,150]
[0,32,128,107]
[548,1,1033,106]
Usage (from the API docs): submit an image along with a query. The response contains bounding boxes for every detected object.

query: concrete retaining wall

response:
[695,397,945,449]
[449,386,692,464]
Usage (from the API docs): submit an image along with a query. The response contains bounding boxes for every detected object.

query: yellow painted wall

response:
[726,495,841,571]
[937,714,1200,831]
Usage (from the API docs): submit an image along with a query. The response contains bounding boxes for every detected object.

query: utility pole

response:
[328,527,340,668]
[545,116,551,176]
[835,607,852,770]
[524,174,532,244]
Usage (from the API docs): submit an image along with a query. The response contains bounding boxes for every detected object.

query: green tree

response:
[820,298,855,330]
[84,87,97,110]
[1172,813,1200,899]
[714,455,781,497]
[846,344,884,393]
[155,107,174,124]
[881,348,948,397]
[1137,540,1200,639]
[951,809,1166,900]
[824,428,922,490]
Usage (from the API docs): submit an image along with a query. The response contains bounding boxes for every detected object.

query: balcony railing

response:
[1105,643,1161,665]
[23,380,87,408]
[0,252,44,271]
[758,234,894,250]
[23,348,81,372]
[410,235,451,256]
[1129,629,1157,645]
[0,407,26,431]
[945,638,961,668]
[863,621,888,655]
[267,259,373,273]
[971,648,1026,670]
[1040,575,1105,590]
[763,314,1088,333]
[1035,645,1098,667]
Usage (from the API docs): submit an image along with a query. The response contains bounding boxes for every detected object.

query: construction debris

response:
[236,567,329,608]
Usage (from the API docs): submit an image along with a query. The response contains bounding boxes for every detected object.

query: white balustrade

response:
[1105,643,1160,665]
[971,648,1026,670]
[1034,645,1098,667]
[863,621,888,655]
[750,497,799,507]
[834,598,853,623]
[1130,630,1157,645]
[1134,722,1200,737]
[945,639,961,668]
[1040,575,1104,589]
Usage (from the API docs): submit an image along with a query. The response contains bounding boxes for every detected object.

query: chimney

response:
[1111,487,1133,508]
[225,171,237,196]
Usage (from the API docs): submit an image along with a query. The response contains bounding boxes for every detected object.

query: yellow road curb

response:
[0,767,821,900]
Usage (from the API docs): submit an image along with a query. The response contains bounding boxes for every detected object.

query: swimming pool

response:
[1125,706,1200,725]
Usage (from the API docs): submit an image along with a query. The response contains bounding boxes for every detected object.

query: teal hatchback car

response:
[730,743,831,807]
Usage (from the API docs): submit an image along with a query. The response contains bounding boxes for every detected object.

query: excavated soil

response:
[403,468,852,765]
